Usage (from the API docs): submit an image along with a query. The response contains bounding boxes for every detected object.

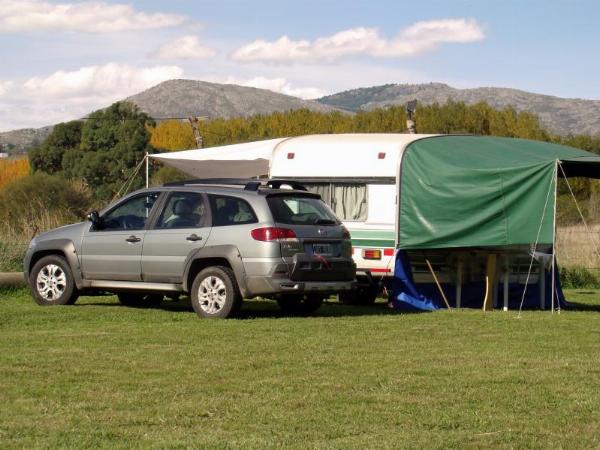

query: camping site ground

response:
[1,288,600,449]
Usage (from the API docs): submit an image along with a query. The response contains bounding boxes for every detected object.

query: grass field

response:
[2,289,600,449]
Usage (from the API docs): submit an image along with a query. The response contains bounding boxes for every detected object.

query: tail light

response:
[251,227,297,241]
[362,249,382,260]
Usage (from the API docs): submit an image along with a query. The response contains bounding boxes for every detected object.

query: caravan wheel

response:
[338,286,378,305]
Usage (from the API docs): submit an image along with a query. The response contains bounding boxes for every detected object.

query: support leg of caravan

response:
[455,259,463,309]
[503,255,509,311]
[539,262,546,310]
[483,253,496,311]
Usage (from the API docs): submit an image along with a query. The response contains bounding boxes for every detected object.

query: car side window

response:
[208,194,258,226]
[155,192,207,229]
[99,192,160,231]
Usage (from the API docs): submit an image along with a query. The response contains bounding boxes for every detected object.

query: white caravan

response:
[152,133,436,303]
[268,134,438,303]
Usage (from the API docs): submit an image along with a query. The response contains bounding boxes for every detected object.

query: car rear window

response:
[267,195,339,225]
[208,194,258,226]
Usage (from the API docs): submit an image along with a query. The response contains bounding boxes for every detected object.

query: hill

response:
[125,79,335,119]
[5,80,600,152]
[0,126,53,155]
[0,80,336,152]
[317,83,600,136]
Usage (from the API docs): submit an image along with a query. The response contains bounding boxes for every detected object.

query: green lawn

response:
[2,289,600,449]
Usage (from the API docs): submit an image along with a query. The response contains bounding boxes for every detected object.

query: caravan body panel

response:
[269,134,437,278]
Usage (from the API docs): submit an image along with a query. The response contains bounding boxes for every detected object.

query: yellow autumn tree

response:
[0,158,30,191]
[149,120,197,151]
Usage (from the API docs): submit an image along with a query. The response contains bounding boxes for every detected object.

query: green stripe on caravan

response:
[348,230,396,248]
[352,239,395,248]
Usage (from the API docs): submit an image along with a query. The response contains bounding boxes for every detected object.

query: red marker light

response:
[362,249,382,260]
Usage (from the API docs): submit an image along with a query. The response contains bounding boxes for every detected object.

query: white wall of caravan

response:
[365,184,396,225]
[270,134,434,178]
[268,134,439,279]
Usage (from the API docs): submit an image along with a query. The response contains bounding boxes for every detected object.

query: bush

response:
[0,158,30,191]
[0,173,93,236]
[0,238,28,272]
[560,266,600,289]
[150,166,189,186]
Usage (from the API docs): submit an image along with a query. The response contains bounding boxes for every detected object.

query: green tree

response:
[63,102,154,200]
[29,121,83,174]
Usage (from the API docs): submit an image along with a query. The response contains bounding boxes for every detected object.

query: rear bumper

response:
[245,276,355,298]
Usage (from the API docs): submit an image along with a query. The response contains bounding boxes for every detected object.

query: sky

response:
[1,0,599,131]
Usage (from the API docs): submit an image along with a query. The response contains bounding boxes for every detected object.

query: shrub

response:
[560,266,600,289]
[150,166,189,186]
[0,173,93,237]
[0,158,30,191]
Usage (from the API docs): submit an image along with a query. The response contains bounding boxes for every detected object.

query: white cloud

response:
[216,76,327,99]
[0,0,187,33]
[152,35,216,60]
[23,62,183,99]
[0,80,13,96]
[0,63,183,130]
[232,18,485,63]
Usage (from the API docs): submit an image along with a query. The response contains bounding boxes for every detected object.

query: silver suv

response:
[24,180,356,318]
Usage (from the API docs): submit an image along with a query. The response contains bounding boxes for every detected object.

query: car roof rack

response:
[163,178,252,187]
[163,178,308,192]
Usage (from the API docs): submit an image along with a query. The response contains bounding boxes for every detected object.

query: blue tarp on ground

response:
[391,250,568,311]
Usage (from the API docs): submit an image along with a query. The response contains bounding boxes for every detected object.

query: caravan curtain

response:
[332,184,367,221]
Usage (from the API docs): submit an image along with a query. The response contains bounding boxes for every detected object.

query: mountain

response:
[0,80,337,153]
[125,79,335,119]
[4,80,600,152]
[317,83,600,136]
[0,126,53,155]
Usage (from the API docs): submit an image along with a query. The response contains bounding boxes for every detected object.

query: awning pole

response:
[551,160,559,314]
[145,152,149,188]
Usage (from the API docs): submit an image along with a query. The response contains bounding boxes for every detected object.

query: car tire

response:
[338,286,379,306]
[277,294,324,315]
[191,266,242,319]
[117,293,164,308]
[29,255,79,306]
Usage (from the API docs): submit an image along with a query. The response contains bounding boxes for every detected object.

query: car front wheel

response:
[29,255,79,306]
[191,266,242,318]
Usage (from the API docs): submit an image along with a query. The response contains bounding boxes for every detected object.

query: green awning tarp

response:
[398,136,600,249]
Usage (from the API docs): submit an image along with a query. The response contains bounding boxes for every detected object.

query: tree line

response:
[22,100,600,220]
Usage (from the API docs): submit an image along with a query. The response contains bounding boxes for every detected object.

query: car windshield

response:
[267,195,339,225]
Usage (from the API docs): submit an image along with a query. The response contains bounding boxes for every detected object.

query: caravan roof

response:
[270,134,436,178]
[150,134,436,179]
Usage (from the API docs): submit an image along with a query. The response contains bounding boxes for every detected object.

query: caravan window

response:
[304,183,367,221]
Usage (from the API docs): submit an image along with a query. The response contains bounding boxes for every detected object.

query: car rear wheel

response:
[191,266,241,318]
[30,255,79,306]
[117,293,164,308]
[277,294,324,315]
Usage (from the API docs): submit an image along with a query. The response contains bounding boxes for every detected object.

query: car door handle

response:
[125,235,141,243]
[186,234,202,242]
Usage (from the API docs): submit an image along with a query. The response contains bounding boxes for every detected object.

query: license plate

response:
[312,244,332,255]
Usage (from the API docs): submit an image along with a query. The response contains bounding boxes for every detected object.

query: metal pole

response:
[551,160,558,313]
[455,258,462,308]
[503,254,509,311]
[145,152,149,188]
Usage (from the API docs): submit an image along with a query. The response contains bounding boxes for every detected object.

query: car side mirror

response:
[87,211,102,229]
